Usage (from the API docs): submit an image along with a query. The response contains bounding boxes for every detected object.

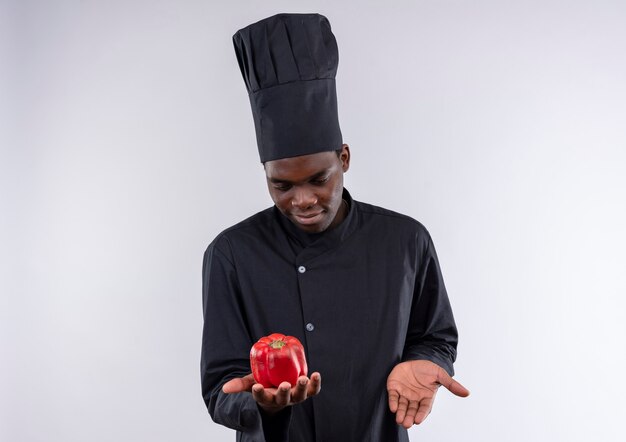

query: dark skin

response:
[222,144,470,425]
[265,145,351,234]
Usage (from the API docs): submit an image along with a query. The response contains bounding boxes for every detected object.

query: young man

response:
[201,13,469,441]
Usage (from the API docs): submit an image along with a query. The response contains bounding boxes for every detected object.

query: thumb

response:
[437,369,470,398]
[222,374,256,394]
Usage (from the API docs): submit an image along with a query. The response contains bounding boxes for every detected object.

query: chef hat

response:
[233,13,343,163]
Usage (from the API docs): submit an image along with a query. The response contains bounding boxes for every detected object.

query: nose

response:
[291,187,317,209]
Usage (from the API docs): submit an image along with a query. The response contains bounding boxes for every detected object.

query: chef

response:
[201,13,469,441]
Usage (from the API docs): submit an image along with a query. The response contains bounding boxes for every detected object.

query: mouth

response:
[292,211,325,226]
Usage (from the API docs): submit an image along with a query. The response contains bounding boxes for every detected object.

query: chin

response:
[293,221,327,233]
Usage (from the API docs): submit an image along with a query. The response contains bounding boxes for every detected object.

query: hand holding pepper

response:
[222,333,321,415]
[222,372,322,415]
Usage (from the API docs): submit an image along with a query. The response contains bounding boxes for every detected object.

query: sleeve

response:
[402,232,459,376]
[200,238,293,441]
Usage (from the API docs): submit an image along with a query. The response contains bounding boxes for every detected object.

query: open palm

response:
[387,360,469,429]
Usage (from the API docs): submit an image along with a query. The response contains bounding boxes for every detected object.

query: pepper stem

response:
[269,339,286,349]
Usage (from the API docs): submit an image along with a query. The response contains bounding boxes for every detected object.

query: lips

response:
[292,211,324,225]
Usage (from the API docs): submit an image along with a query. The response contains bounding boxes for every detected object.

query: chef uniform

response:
[201,13,459,442]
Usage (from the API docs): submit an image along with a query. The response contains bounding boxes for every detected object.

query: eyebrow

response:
[268,169,330,184]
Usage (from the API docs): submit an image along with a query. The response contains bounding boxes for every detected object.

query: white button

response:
[298,266,306,273]
[305,323,315,332]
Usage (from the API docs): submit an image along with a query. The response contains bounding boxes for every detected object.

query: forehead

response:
[264,151,338,181]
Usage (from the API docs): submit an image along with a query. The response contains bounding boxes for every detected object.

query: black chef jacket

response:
[201,189,458,441]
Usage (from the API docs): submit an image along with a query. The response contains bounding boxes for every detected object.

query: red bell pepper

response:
[250,333,308,388]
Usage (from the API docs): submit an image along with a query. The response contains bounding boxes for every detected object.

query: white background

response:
[2,0,626,441]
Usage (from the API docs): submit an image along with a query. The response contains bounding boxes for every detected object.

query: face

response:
[264,145,350,233]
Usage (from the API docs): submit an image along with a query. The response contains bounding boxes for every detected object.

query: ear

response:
[340,144,351,172]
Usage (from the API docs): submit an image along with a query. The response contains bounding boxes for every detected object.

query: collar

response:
[274,188,359,262]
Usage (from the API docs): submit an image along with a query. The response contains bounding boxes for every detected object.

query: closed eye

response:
[311,176,329,185]
[273,183,292,191]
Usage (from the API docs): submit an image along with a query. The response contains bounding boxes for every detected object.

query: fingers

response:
[291,376,309,403]
[247,372,323,414]
[447,378,470,397]
[413,397,433,425]
[437,370,470,397]
[274,382,292,407]
[307,372,322,397]
[394,395,409,425]
[290,373,322,403]
[392,394,434,428]
[251,383,274,404]
[388,390,399,413]
[251,381,292,408]
[222,374,256,394]
[402,399,420,428]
